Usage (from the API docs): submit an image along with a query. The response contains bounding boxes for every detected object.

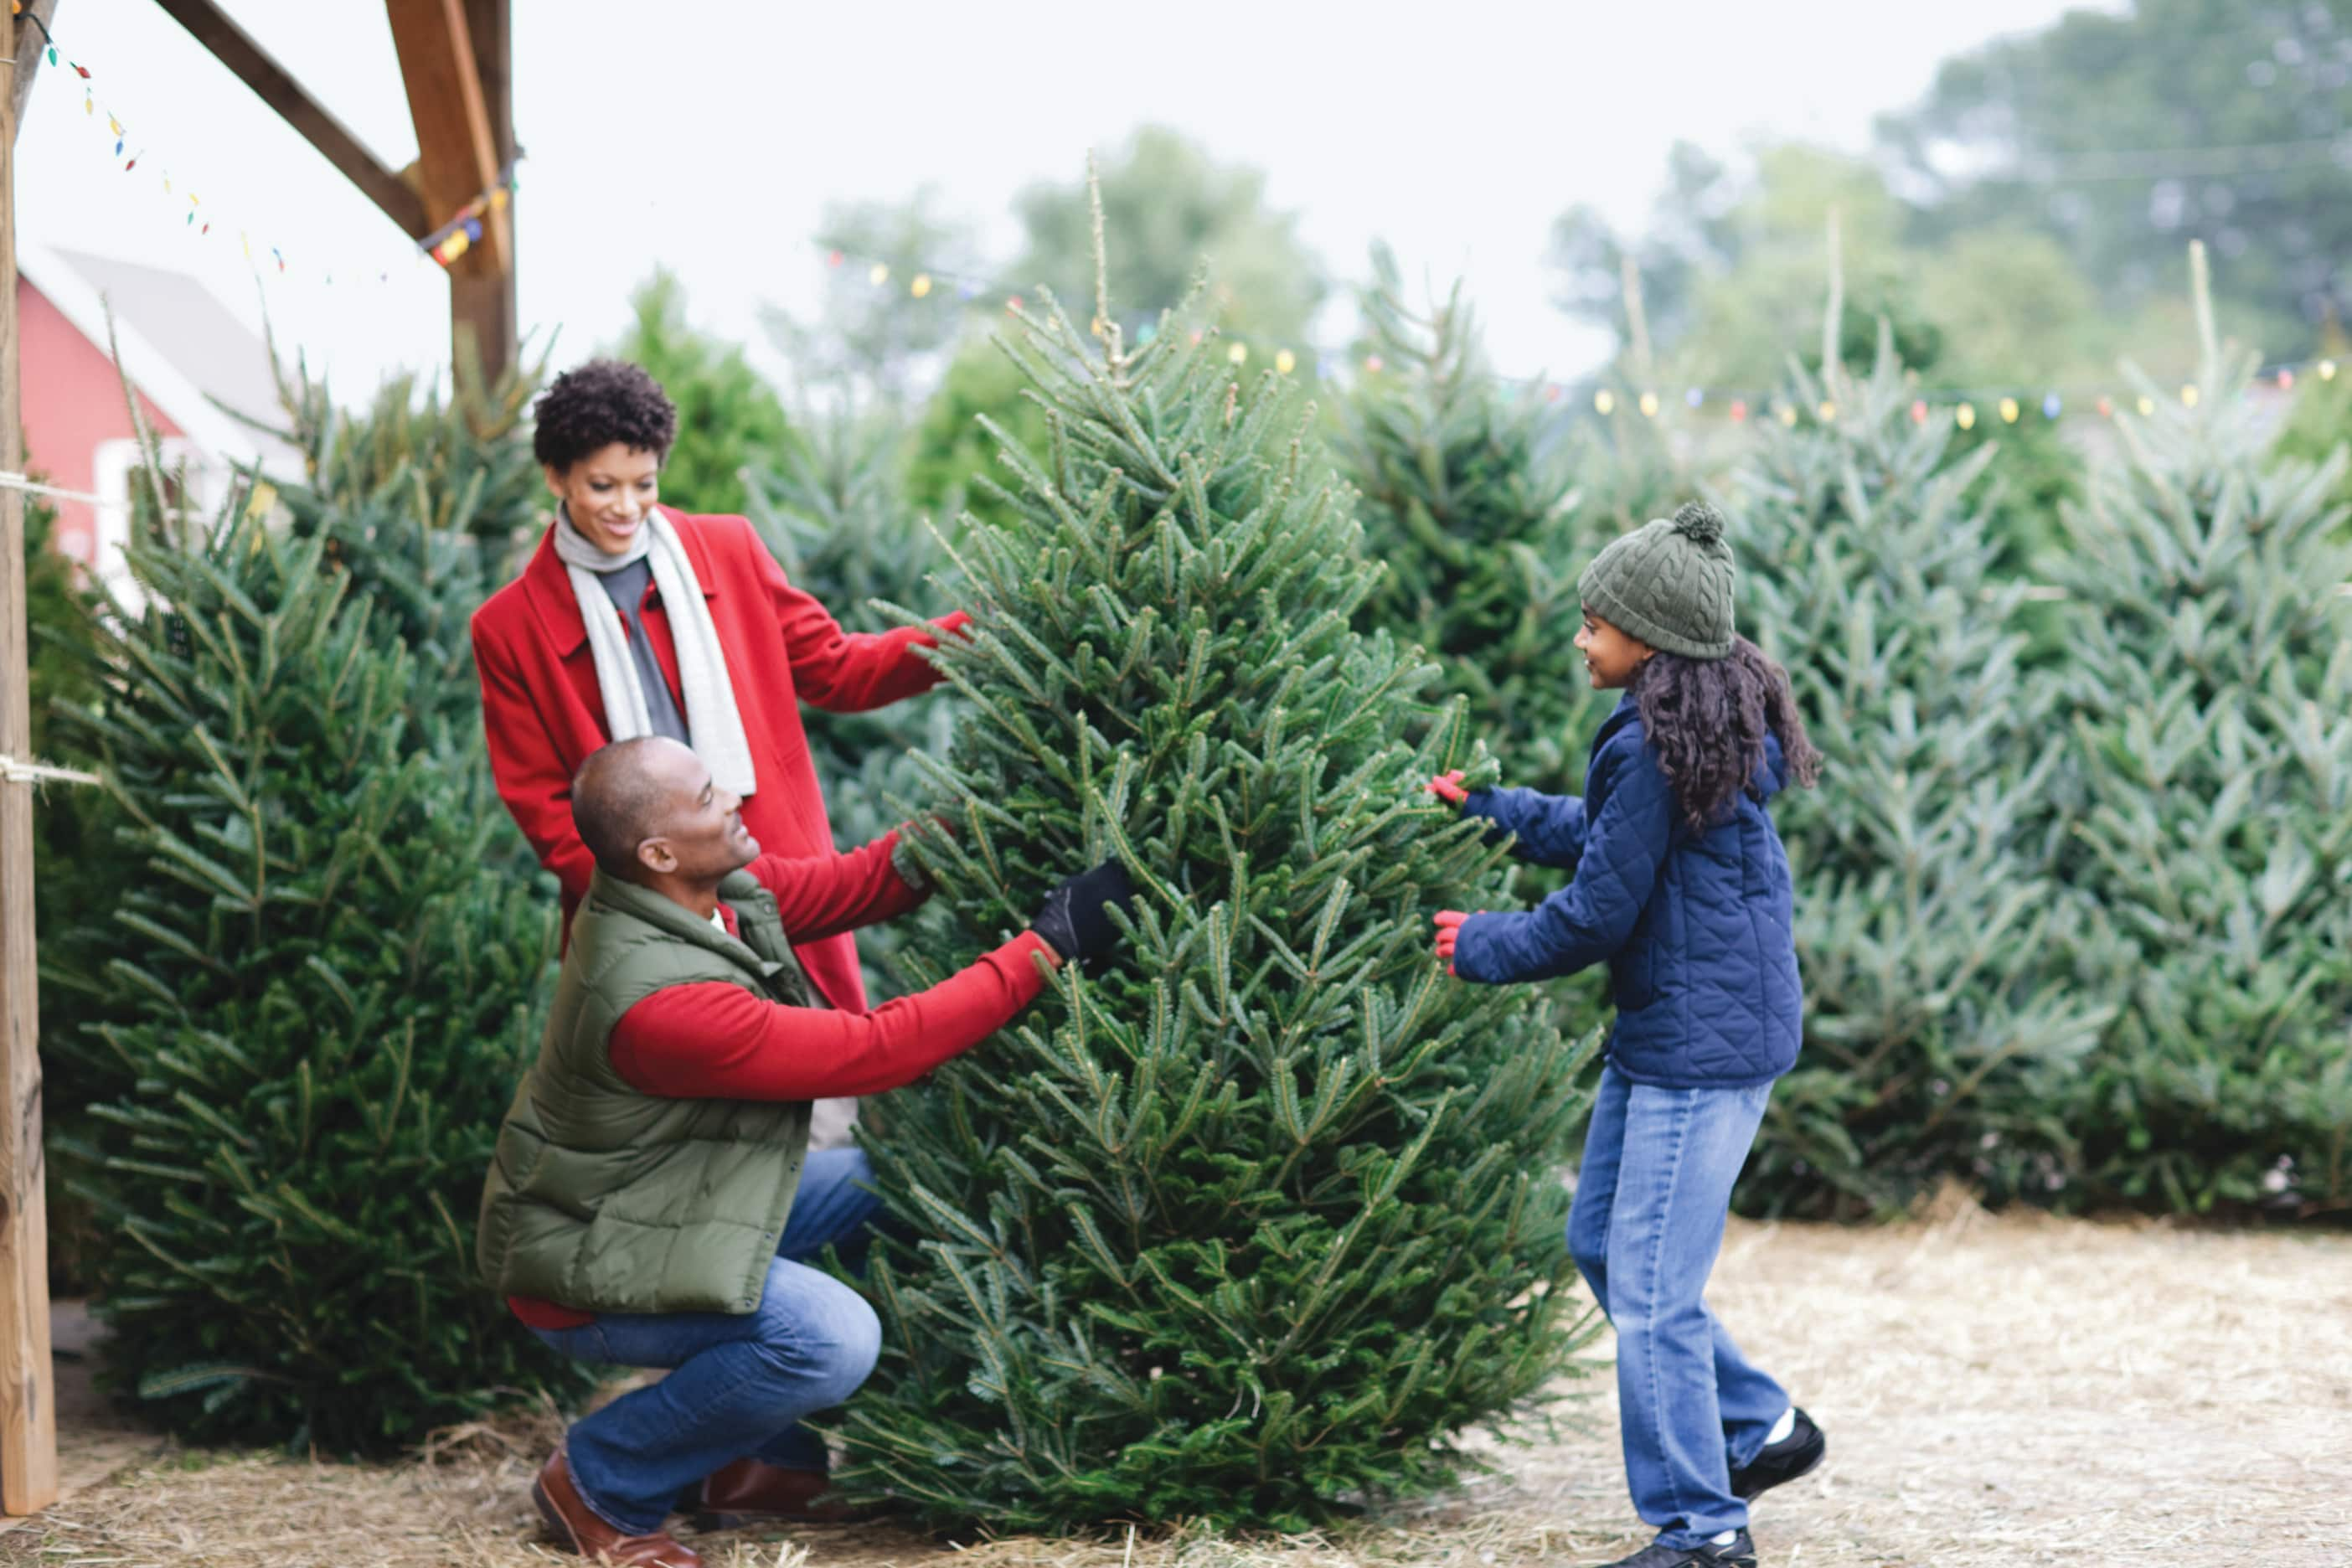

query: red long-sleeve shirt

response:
[508,838,1055,1327]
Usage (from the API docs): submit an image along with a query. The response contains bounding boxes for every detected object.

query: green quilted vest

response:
[477,867,814,1316]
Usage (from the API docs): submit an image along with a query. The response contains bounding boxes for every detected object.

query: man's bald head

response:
[571,737,689,881]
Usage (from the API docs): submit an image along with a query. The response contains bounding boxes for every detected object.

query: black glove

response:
[1029,859,1137,968]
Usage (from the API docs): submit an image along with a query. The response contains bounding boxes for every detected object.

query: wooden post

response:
[454,0,515,384]
[1821,205,1846,400]
[1619,251,1654,388]
[8,2,61,137]
[387,0,516,383]
[0,7,62,1518]
[2188,239,2217,371]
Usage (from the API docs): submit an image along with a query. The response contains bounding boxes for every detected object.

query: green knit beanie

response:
[1577,500,1736,660]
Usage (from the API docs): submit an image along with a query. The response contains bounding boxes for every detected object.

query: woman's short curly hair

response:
[532,359,678,472]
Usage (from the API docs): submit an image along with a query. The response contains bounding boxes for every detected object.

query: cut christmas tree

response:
[2050,245,2352,1214]
[1728,328,2108,1215]
[51,442,592,1451]
[839,196,1596,1532]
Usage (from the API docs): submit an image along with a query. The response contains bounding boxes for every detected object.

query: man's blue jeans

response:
[529,1148,885,1536]
[1569,1065,1790,1551]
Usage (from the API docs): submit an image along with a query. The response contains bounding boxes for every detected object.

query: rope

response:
[0,756,102,788]
[0,471,125,510]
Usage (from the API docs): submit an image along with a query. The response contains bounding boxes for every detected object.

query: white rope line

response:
[0,756,103,788]
[0,471,128,511]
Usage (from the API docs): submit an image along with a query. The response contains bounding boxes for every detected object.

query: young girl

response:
[1427,501,1826,1568]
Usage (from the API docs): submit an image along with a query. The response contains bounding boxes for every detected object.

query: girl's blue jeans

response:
[1570,1064,1790,1551]
[528,1148,885,1536]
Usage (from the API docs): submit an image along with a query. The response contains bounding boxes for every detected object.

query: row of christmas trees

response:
[25,230,2347,1524]
[1341,242,2351,1222]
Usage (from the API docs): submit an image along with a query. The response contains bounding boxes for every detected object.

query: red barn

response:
[18,244,297,596]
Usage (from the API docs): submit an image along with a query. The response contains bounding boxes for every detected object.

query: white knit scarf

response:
[554,507,759,797]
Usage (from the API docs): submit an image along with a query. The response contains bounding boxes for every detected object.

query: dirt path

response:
[8,1207,2349,1568]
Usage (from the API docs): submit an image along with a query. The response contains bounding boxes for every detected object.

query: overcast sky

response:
[18,0,2106,402]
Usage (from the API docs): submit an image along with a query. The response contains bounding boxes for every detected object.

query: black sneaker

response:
[1593,1529,1757,1568]
[1730,1406,1826,1500]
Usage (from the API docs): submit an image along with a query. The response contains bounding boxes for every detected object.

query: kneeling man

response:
[478,735,1134,1566]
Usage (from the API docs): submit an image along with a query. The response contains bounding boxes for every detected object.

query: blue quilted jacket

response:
[1452,694,1802,1088]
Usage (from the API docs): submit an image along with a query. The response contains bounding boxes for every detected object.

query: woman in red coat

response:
[472,360,968,1139]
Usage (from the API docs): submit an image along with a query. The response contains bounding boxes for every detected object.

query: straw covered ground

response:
[10,1199,2349,1568]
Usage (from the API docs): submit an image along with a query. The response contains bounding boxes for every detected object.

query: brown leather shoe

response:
[533,1450,703,1566]
[690,1458,868,1527]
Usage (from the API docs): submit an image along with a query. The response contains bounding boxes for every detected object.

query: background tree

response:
[1559,246,1747,546]
[266,353,549,738]
[264,337,546,564]
[1334,243,1595,792]
[2275,324,2352,538]
[22,472,115,1287]
[51,453,591,1449]
[1728,333,2110,1215]
[1880,0,2352,356]
[611,270,792,517]
[22,472,97,956]
[23,478,95,772]
[837,243,1595,1528]
[765,189,986,415]
[44,348,550,1135]
[1551,147,2084,584]
[2047,251,2352,1214]
[905,333,1057,538]
[1013,126,1328,349]
[1546,142,1744,358]
[1550,147,1944,389]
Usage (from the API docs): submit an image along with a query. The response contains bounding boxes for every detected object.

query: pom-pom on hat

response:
[1576,500,1737,660]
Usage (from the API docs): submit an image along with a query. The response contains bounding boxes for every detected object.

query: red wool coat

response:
[470,506,967,1013]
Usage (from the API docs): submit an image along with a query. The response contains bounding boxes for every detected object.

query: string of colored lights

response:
[420,161,521,266]
[811,239,2344,429]
[14,3,518,286]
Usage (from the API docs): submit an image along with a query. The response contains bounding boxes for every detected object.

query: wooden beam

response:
[0,28,61,1520]
[150,0,431,240]
[386,0,508,274]
[8,2,62,142]
[450,0,514,384]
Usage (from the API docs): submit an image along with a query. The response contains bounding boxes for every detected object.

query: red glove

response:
[1426,769,1468,806]
[1432,910,1473,975]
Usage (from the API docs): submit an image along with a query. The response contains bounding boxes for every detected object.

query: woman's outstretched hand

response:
[1432,910,1473,975]
[1425,770,1468,806]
